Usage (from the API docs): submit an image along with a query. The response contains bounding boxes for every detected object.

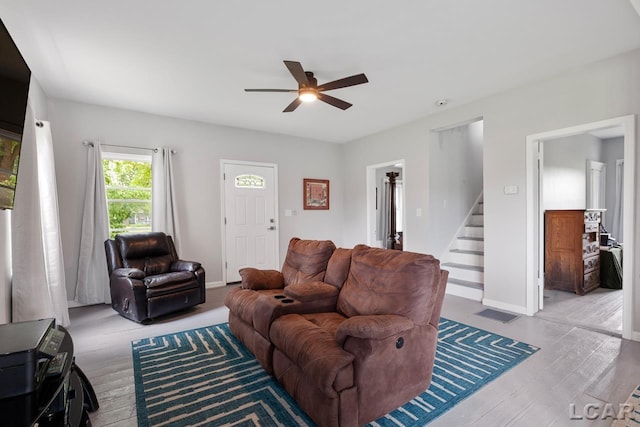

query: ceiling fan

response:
[245,60,369,112]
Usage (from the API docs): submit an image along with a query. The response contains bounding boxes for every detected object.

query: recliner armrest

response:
[335,314,414,346]
[239,268,284,290]
[283,281,339,302]
[112,268,145,280]
[171,260,202,272]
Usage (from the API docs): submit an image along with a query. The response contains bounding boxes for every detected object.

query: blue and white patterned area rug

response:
[132,319,539,426]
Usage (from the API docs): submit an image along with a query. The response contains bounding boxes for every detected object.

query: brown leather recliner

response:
[104,232,206,323]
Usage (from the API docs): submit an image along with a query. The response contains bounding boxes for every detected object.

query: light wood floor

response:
[536,288,623,335]
[67,286,640,427]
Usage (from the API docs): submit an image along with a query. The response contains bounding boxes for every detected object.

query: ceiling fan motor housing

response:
[302,71,317,88]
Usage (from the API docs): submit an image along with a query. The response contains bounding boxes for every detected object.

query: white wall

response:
[48,99,344,298]
[428,120,483,259]
[543,134,602,210]
[601,137,624,234]
[0,76,49,324]
[343,48,640,334]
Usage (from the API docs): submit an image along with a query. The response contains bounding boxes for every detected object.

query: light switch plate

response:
[504,185,519,195]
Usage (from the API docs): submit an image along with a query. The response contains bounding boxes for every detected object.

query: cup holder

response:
[281,299,294,304]
[274,295,286,299]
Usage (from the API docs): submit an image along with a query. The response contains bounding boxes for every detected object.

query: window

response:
[103,152,152,237]
[235,174,265,189]
[0,129,21,210]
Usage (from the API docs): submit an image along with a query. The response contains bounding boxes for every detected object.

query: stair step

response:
[469,214,484,226]
[442,262,485,282]
[455,237,484,252]
[446,281,484,301]
[448,249,484,266]
[463,225,484,238]
[447,277,484,290]
[442,262,484,272]
[450,249,484,256]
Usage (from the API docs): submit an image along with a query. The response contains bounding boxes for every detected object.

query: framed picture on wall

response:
[303,178,330,210]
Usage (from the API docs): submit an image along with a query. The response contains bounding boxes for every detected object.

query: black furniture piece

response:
[0,320,98,427]
[105,232,206,323]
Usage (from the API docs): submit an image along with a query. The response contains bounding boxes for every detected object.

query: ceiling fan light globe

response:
[299,90,317,103]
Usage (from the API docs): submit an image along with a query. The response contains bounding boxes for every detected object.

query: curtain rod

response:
[82,141,177,154]
[82,141,158,153]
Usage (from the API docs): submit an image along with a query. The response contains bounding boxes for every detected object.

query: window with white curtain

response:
[102,151,152,237]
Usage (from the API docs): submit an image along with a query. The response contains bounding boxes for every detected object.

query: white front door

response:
[223,162,278,283]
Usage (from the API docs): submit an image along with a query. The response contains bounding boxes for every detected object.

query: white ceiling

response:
[1,0,640,143]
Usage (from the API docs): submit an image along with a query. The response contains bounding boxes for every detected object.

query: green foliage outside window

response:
[103,158,152,237]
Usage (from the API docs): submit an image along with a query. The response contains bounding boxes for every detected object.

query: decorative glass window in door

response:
[235,174,265,189]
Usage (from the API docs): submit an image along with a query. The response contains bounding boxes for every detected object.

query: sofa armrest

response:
[112,268,145,280]
[335,314,414,346]
[171,260,202,272]
[239,268,284,290]
[283,282,339,302]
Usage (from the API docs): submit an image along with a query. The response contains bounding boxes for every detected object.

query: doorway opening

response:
[366,160,405,249]
[525,115,636,340]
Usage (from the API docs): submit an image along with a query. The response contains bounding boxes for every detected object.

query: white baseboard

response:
[446,284,483,302]
[631,331,640,342]
[206,281,225,289]
[482,298,528,316]
[67,300,83,308]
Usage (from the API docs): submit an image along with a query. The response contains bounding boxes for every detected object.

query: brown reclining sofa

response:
[224,238,448,427]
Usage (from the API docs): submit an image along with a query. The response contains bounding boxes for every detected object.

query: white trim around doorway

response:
[525,115,636,341]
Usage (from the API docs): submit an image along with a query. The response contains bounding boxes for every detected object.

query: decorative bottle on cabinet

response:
[544,209,602,295]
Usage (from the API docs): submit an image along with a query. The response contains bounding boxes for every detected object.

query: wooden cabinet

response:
[544,209,602,295]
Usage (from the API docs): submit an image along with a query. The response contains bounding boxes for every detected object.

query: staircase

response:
[442,196,484,301]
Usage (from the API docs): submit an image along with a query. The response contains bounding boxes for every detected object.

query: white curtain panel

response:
[152,147,180,252]
[612,159,624,242]
[75,141,111,304]
[12,108,70,326]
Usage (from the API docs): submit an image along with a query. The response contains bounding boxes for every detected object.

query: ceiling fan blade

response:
[284,60,309,86]
[317,93,352,110]
[245,89,297,92]
[283,97,302,113]
[318,73,368,91]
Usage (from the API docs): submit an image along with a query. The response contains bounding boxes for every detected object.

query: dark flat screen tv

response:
[0,18,31,210]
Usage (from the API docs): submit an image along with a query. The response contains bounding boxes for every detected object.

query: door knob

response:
[268,226,276,231]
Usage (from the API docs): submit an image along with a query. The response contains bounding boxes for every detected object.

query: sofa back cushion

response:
[323,248,352,289]
[337,245,441,325]
[115,232,177,275]
[281,238,336,286]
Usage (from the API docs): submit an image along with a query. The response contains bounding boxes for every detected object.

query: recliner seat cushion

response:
[144,271,194,288]
[270,313,354,396]
[337,245,441,325]
[146,280,199,298]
